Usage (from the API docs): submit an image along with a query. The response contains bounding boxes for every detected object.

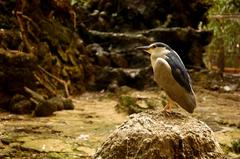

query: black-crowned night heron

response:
[137,42,196,113]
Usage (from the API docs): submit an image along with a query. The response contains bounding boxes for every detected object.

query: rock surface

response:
[0,49,37,95]
[94,111,225,159]
[21,138,72,153]
[83,0,211,31]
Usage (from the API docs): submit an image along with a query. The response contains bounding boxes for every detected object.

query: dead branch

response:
[30,97,39,105]
[16,11,34,53]
[69,10,77,29]
[41,72,58,91]
[26,21,39,43]
[24,86,45,102]
[8,50,30,54]
[36,68,58,91]
[21,14,41,32]
[34,73,57,96]
[38,65,70,97]
[209,14,240,21]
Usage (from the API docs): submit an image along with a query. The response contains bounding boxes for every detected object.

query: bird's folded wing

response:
[165,52,192,93]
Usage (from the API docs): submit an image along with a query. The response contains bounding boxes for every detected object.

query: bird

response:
[136,42,196,113]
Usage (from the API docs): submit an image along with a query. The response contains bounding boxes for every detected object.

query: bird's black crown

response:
[150,42,171,50]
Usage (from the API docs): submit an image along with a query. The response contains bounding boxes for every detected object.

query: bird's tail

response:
[183,92,196,113]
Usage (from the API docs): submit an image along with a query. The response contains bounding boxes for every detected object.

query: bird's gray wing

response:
[165,51,192,93]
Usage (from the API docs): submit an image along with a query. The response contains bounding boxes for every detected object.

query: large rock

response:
[94,111,225,159]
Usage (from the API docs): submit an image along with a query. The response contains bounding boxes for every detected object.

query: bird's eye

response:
[152,45,156,48]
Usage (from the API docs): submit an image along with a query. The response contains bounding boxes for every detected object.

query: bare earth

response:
[0,86,239,158]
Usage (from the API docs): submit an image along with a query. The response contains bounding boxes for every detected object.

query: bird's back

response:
[165,51,193,93]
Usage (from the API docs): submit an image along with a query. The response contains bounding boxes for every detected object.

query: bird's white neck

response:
[150,47,170,67]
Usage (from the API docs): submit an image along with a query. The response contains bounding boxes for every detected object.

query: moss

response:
[231,139,240,154]
[116,95,160,114]
[220,143,232,154]
[44,152,72,159]
[119,95,137,107]
[220,140,240,154]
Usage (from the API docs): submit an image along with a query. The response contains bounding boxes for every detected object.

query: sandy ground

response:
[0,86,239,158]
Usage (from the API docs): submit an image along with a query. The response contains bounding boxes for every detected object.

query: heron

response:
[137,42,196,113]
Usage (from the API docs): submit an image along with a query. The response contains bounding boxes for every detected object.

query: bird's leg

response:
[163,97,173,113]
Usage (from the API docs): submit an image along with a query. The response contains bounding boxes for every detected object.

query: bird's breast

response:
[152,58,173,86]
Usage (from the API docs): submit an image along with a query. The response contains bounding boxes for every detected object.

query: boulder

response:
[9,94,34,114]
[34,100,58,117]
[63,98,74,110]
[94,111,225,159]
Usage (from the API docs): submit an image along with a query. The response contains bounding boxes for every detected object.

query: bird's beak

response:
[135,45,151,54]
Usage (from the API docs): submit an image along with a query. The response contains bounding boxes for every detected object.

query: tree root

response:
[37,65,70,97]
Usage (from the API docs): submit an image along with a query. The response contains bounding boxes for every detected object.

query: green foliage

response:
[220,143,232,154]
[204,0,240,68]
[231,139,240,153]
[119,96,137,108]
[209,0,240,13]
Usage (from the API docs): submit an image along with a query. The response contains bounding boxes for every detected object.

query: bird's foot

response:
[163,104,173,116]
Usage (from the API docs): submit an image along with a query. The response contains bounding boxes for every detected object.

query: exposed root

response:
[37,65,70,97]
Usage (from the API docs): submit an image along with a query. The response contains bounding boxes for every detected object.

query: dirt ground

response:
[0,86,239,159]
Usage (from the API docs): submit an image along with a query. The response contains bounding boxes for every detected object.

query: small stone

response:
[47,97,64,111]
[10,94,26,105]
[9,94,34,114]
[90,10,99,17]
[77,134,89,141]
[1,137,13,145]
[34,101,58,117]
[221,84,238,92]
[10,100,33,114]
[63,99,74,110]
